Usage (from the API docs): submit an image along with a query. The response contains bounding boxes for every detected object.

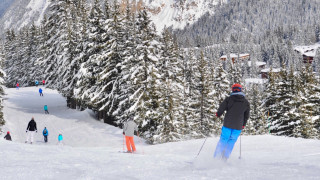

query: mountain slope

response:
[0,0,222,37]
[1,86,320,179]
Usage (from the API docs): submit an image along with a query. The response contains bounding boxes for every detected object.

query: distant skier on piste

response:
[25,117,37,144]
[4,131,12,141]
[42,80,45,86]
[123,118,138,153]
[39,88,43,96]
[214,83,250,160]
[58,133,63,145]
[35,80,39,87]
[43,127,48,143]
[16,82,19,90]
[44,105,49,114]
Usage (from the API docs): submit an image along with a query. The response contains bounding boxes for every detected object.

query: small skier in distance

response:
[58,133,63,145]
[4,131,12,141]
[39,88,43,96]
[123,118,139,153]
[25,117,37,144]
[44,105,49,114]
[16,82,19,90]
[43,127,48,143]
[35,80,39,87]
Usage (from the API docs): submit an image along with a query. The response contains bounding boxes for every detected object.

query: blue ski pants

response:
[214,126,242,159]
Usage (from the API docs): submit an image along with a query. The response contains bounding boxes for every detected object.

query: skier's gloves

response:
[123,132,125,135]
[36,131,38,133]
[26,131,27,133]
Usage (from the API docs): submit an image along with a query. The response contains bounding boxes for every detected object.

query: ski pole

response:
[195,137,207,158]
[239,134,242,159]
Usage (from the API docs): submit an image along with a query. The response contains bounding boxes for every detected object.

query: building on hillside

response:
[261,68,281,79]
[294,44,320,64]
[220,53,250,63]
[247,61,267,69]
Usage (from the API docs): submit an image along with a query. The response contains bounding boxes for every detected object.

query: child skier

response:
[214,84,250,160]
[44,105,49,114]
[123,118,139,153]
[43,127,48,143]
[4,131,12,141]
[58,134,63,145]
[25,117,37,144]
[39,88,43,96]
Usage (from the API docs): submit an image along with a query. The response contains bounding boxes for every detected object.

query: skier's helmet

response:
[7,131,10,134]
[232,84,242,92]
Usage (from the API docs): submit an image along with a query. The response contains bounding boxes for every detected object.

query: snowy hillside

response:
[0,0,50,37]
[137,0,222,31]
[1,87,320,179]
[0,0,222,37]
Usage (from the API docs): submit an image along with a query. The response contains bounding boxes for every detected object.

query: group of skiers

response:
[24,117,63,144]
[4,83,250,160]
[16,80,45,90]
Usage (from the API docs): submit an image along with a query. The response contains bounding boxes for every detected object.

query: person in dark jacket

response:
[4,131,12,141]
[25,117,37,144]
[214,83,250,160]
[43,127,48,143]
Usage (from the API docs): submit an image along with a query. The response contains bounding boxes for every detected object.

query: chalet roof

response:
[247,61,267,67]
[245,78,267,84]
[220,53,250,59]
[261,68,281,73]
[294,43,320,57]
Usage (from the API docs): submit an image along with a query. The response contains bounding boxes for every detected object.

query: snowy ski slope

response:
[1,87,320,180]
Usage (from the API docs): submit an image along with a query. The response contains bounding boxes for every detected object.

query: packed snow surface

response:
[1,87,320,179]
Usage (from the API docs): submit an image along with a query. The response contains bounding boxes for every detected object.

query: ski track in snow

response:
[1,87,320,179]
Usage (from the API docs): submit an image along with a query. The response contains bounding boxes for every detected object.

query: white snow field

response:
[1,87,320,180]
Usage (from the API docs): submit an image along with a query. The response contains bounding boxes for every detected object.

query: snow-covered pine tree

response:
[269,67,298,136]
[93,0,125,123]
[128,9,162,144]
[3,29,18,87]
[197,51,215,136]
[245,83,267,135]
[212,57,230,134]
[23,24,40,86]
[293,64,319,138]
[41,0,69,87]
[72,0,89,110]
[0,43,5,126]
[75,0,105,110]
[154,27,184,143]
[264,67,282,135]
[114,0,137,125]
[55,1,79,103]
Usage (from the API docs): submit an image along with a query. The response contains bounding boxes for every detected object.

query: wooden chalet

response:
[220,53,250,63]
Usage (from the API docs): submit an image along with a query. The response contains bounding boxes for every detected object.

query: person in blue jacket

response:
[43,127,48,143]
[44,105,49,114]
[58,134,63,145]
[39,88,43,96]
[35,80,39,87]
